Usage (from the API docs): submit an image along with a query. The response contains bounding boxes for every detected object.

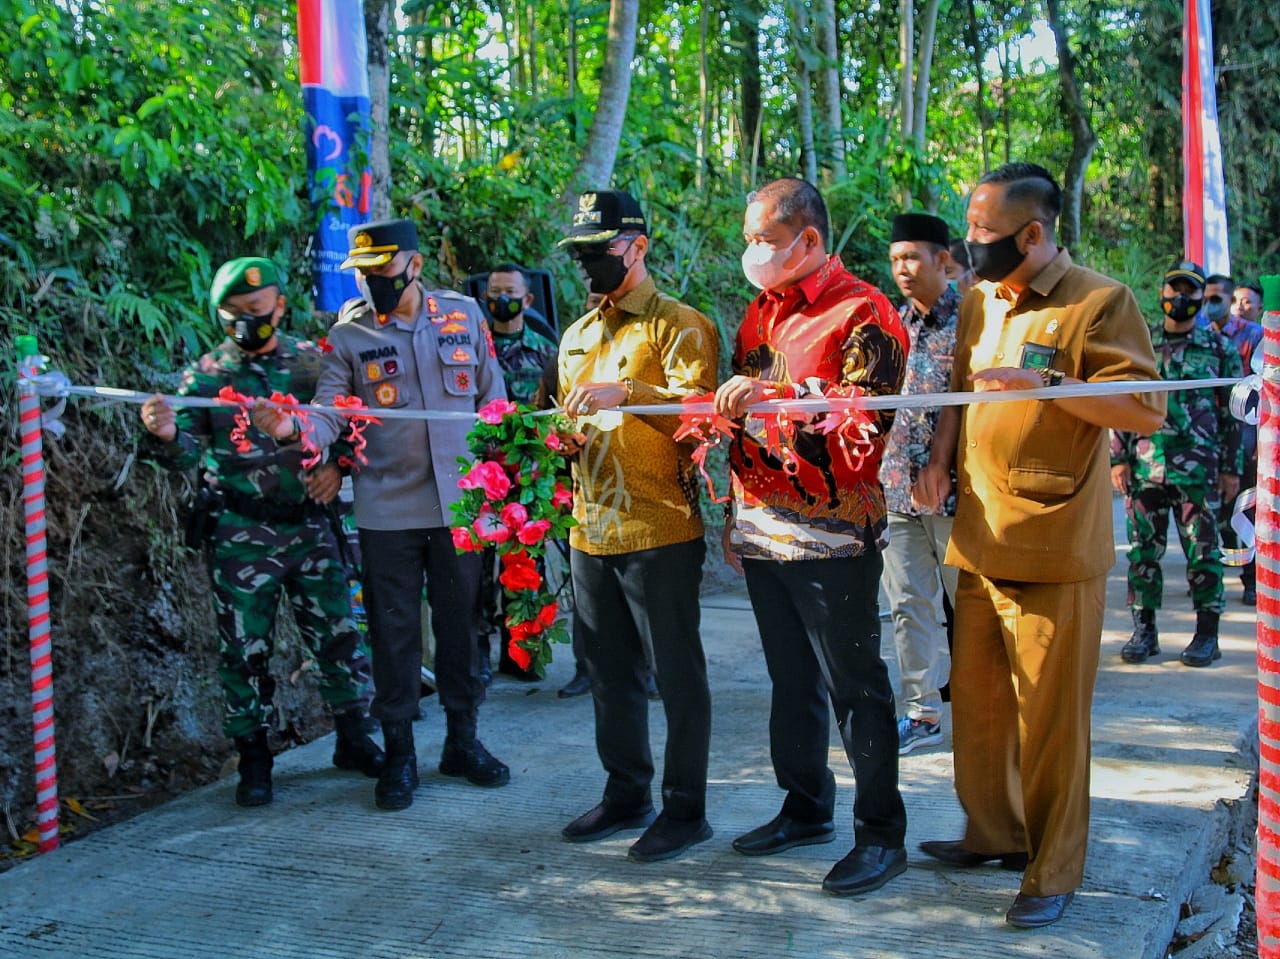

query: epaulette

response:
[335,297,371,327]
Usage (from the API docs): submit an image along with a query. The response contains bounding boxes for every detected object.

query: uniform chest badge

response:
[440,321,467,333]
[448,310,468,322]
[366,362,383,381]
[377,313,392,325]
[1046,319,1059,335]
[450,370,471,393]
[427,296,440,315]
[375,383,398,406]
[384,359,398,375]
[451,347,473,363]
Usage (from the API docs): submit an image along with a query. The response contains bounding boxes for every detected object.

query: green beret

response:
[209,257,281,309]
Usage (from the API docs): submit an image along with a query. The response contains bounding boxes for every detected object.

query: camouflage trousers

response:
[210,511,373,739]
[1124,481,1225,613]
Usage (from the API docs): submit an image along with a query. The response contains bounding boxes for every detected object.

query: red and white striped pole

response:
[17,334,59,852]
[1257,275,1280,957]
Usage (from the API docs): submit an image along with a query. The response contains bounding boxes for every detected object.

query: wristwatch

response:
[1040,368,1066,387]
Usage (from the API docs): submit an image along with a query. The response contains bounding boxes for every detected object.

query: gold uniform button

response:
[963,486,972,495]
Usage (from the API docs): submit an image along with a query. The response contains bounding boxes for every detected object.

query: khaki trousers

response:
[951,569,1105,897]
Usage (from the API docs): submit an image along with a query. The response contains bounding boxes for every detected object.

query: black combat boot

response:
[233,728,273,807]
[332,710,385,778]
[1121,608,1159,663]
[439,711,510,787]
[1180,610,1222,667]
[375,719,419,811]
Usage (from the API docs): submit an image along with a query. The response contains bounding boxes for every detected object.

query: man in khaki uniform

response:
[915,163,1164,929]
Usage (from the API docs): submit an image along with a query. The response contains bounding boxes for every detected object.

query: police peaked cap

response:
[341,219,420,270]
[1163,259,1206,289]
[558,190,648,246]
[890,213,951,248]
[209,257,281,310]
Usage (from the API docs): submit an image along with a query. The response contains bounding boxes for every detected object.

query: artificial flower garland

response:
[450,398,577,675]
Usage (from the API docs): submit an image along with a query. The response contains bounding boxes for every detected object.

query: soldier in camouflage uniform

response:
[140,257,383,807]
[1110,260,1242,668]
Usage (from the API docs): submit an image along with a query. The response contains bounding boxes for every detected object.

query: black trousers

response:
[743,552,906,849]
[570,538,710,820]
[359,527,484,722]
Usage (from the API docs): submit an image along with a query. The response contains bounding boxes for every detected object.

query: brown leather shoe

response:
[919,839,1028,870]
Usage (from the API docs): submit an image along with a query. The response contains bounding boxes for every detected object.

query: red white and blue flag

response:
[1182,0,1230,275]
[298,0,372,312]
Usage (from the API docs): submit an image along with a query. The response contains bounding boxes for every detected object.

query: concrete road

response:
[0,498,1258,958]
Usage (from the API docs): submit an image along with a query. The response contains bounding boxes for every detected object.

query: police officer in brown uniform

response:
[258,219,510,811]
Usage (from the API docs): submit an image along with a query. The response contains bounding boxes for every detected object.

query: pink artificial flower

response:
[477,398,519,425]
[551,484,573,509]
[473,509,512,545]
[544,431,563,451]
[500,502,529,528]
[458,460,511,500]
[516,519,552,545]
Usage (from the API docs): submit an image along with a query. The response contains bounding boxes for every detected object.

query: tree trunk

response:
[561,0,639,213]
[364,0,391,220]
[911,0,941,151]
[899,0,913,140]
[697,3,711,191]
[735,0,763,188]
[1044,0,1097,249]
[963,0,990,172]
[815,0,845,181]
[790,1,818,184]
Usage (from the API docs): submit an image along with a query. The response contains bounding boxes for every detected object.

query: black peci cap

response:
[558,190,648,246]
[341,219,419,270]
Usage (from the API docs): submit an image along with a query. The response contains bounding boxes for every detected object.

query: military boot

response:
[1180,611,1222,667]
[375,718,419,811]
[233,728,273,807]
[332,710,385,778]
[1121,608,1159,663]
[439,710,510,787]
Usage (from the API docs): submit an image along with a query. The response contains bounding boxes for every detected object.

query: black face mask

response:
[574,238,636,294]
[224,309,276,352]
[362,266,414,315]
[1161,293,1203,325]
[486,294,523,322]
[966,221,1033,283]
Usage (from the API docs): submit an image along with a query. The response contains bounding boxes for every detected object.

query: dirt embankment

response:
[1,405,335,863]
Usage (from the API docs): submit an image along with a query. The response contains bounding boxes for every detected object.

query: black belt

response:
[221,488,317,526]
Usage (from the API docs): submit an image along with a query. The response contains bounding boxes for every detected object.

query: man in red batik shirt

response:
[714,177,910,898]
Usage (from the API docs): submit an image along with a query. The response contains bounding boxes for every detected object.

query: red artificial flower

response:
[499,562,542,592]
[506,635,534,670]
[501,549,535,569]
[516,519,552,545]
[536,601,558,628]
[451,526,480,552]
[477,398,519,425]
[500,502,529,529]
[458,460,511,500]
[551,483,573,509]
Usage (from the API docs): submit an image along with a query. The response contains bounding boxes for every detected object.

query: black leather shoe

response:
[562,802,656,843]
[919,839,1029,870]
[1243,586,1257,606]
[628,812,713,862]
[1180,633,1221,667]
[733,813,836,856]
[374,755,419,811]
[439,739,510,787]
[821,845,907,896]
[1006,891,1074,928]
[558,671,591,698]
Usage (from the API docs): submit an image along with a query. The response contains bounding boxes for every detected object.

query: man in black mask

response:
[554,190,721,863]
[257,219,512,812]
[141,257,384,808]
[914,163,1164,928]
